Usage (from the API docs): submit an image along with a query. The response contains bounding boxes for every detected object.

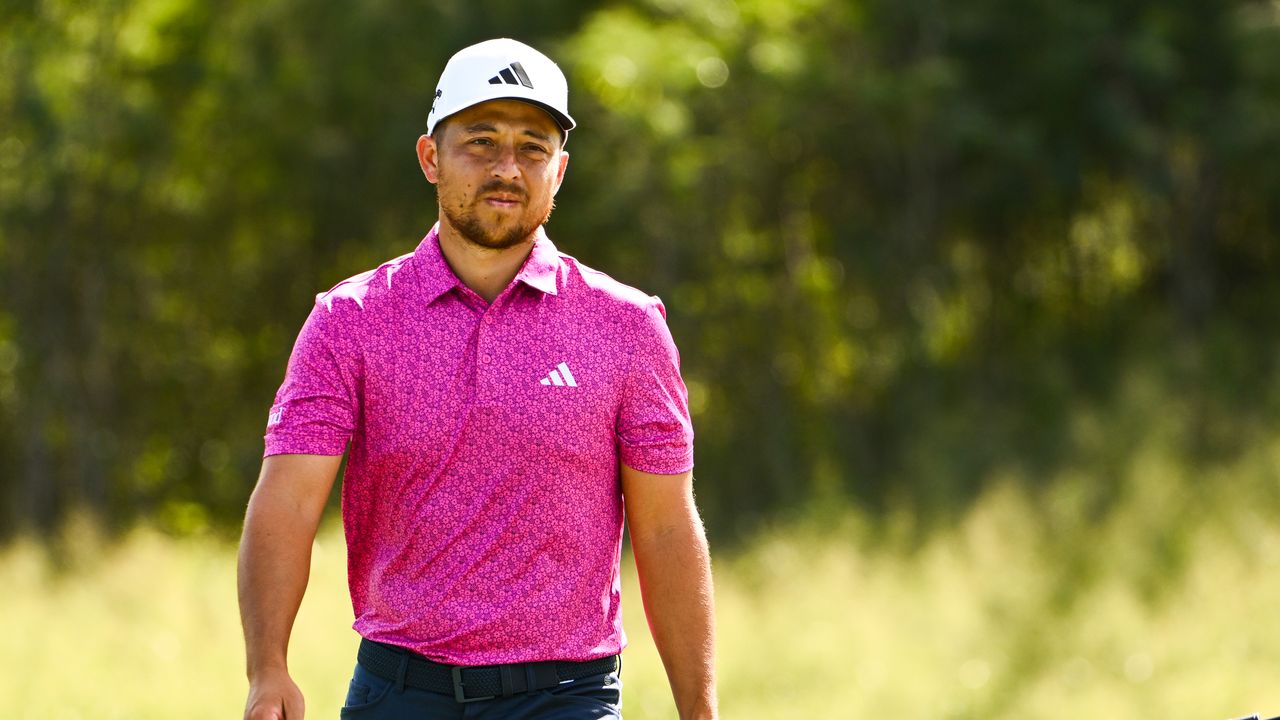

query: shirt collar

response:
[514,227,561,296]
[412,223,562,303]
[413,224,461,304]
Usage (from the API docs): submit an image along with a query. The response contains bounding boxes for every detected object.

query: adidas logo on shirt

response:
[488,61,534,89]
[539,362,578,387]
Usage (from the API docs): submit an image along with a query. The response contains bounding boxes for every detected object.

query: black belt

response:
[357,638,619,704]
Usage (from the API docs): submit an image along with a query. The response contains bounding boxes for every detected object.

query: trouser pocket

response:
[340,662,395,716]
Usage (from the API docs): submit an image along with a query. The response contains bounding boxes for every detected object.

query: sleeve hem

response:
[264,433,349,458]
[619,448,694,476]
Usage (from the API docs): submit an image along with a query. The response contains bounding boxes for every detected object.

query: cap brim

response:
[434,97,575,138]
[495,96,575,133]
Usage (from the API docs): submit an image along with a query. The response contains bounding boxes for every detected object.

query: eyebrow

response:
[462,122,554,145]
[520,128,553,144]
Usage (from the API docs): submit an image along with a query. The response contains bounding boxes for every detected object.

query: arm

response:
[238,453,343,720]
[621,465,717,720]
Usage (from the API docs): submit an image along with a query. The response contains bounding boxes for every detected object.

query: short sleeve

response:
[616,297,694,474]
[263,301,360,457]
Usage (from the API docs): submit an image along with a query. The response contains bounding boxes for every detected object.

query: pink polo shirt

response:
[264,224,693,665]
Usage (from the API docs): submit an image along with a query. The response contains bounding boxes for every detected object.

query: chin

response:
[472,221,538,250]
[444,201,547,251]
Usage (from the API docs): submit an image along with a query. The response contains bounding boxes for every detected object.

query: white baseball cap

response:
[427,38,576,138]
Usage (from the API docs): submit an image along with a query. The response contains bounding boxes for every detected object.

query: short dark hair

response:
[431,116,454,143]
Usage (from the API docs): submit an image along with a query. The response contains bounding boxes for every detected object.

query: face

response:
[418,100,569,251]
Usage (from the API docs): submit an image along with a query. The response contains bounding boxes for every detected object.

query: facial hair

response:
[439,175,556,251]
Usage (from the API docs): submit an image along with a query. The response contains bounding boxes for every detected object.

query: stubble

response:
[438,174,555,251]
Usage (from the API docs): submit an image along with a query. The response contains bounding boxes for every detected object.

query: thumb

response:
[283,694,304,720]
[251,700,285,720]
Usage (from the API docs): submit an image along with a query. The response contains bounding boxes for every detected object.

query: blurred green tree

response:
[1,0,1278,543]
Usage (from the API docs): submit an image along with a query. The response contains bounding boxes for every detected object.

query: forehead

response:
[444,99,561,140]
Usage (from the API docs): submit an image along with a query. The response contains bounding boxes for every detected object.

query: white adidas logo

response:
[539,362,578,387]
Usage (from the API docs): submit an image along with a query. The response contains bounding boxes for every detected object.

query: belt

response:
[357,638,620,704]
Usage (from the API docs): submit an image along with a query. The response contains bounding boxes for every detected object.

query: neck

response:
[436,220,537,303]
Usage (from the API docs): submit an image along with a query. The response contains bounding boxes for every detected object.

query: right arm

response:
[238,453,343,720]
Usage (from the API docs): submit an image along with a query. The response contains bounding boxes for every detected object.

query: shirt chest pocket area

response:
[361,359,470,457]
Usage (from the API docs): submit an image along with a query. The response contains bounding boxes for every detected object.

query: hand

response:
[244,667,305,720]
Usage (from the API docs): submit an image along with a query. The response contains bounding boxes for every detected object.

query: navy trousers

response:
[338,659,623,719]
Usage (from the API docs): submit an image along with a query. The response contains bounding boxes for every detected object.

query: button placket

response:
[476,309,496,403]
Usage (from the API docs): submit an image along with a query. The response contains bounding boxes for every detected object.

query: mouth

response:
[479,182,527,209]
[483,194,523,208]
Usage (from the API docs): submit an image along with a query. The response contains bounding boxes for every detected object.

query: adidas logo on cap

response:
[489,62,534,89]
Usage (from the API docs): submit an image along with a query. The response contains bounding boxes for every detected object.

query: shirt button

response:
[482,354,493,364]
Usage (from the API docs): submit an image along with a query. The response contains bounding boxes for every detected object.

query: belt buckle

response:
[451,666,497,704]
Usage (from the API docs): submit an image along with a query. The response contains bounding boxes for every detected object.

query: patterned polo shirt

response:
[263,224,694,665]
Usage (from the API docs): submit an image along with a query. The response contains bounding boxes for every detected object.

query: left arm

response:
[622,465,717,720]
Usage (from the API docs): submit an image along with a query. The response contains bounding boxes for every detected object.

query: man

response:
[238,38,717,720]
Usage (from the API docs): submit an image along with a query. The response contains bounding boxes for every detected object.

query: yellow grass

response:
[4,439,1280,719]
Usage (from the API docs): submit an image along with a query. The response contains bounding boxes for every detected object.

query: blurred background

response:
[2,0,1280,717]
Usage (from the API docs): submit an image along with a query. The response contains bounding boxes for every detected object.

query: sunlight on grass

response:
[3,435,1279,719]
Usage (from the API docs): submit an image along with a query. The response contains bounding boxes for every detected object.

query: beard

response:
[439,176,556,251]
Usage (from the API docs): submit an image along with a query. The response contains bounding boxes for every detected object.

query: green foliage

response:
[557,0,1280,537]
[1,0,1279,541]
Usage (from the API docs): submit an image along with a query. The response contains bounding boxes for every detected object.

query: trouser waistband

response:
[357,638,620,704]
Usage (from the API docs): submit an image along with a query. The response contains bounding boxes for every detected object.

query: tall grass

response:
[4,433,1279,719]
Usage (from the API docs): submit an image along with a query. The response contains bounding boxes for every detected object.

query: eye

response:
[523,143,549,155]
[468,137,494,146]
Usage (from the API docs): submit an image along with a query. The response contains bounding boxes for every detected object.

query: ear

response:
[550,150,570,197]
[417,134,440,184]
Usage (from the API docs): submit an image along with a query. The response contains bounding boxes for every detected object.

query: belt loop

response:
[500,665,514,697]
[394,652,409,694]
[525,664,536,694]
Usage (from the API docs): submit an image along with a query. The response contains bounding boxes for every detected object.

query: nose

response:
[491,144,520,181]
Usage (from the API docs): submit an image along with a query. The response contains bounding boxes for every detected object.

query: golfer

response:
[238,38,717,719]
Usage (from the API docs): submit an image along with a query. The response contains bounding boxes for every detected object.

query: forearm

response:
[237,482,322,678]
[632,521,717,720]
